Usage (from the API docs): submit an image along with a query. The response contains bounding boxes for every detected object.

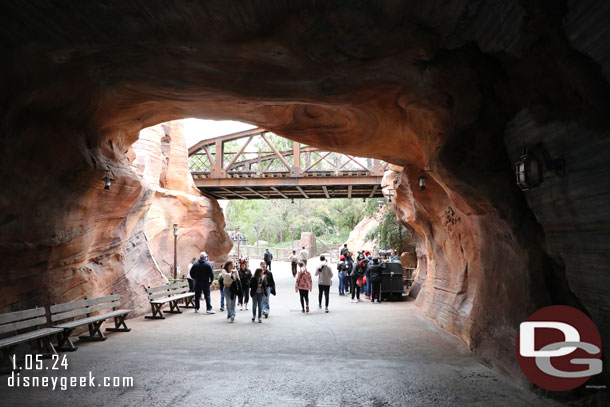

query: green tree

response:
[366,208,410,252]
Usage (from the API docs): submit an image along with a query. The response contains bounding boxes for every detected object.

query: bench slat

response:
[0,307,45,325]
[53,309,131,330]
[148,287,190,300]
[0,316,48,335]
[0,327,63,349]
[151,293,194,304]
[146,281,188,294]
[50,301,121,322]
[50,294,120,313]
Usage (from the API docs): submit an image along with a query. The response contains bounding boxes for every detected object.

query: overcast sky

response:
[184,118,256,148]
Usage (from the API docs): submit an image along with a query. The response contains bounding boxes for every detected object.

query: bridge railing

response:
[188,128,387,179]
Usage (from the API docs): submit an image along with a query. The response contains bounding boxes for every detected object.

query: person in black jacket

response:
[351,259,366,303]
[249,268,268,323]
[369,258,383,303]
[344,251,353,293]
[340,244,349,257]
[260,261,275,318]
[237,259,252,311]
[190,252,215,314]
[264,249,273,271]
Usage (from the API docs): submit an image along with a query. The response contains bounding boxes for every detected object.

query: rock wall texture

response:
[345,215,379,254]
[130,121,232,276]
[0,115,232,315]
[1,0,609,392]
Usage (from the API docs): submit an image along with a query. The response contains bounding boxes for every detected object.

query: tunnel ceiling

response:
[1,0,609,388]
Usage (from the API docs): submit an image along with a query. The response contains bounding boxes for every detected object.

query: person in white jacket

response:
[315,255,333,313]
[289,250,298,277]
[298,247,309,264]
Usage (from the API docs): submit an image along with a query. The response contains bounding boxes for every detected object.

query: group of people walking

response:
[186,244,384,323]
[292,245,383,314]
[293,254,333,313]
[187,252,276,323]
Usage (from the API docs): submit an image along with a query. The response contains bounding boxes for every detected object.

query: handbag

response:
[356,277,363,287]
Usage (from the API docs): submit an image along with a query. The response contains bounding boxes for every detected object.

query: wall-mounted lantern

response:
[514,143,565,191]
[383,189,394,203]
[418,169,431,191]
[102,170,115,190]
[418,175,426,191]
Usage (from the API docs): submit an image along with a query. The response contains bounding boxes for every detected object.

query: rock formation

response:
[1,0,609,391]
[345,215,378,254]
[130,121,233,276]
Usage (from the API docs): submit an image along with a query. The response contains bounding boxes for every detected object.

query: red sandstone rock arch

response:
[1,1,609,387]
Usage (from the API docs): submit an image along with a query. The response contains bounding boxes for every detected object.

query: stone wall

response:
[1,0,609,389]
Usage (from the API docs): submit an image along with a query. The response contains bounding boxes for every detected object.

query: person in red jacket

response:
[295,261,312,313]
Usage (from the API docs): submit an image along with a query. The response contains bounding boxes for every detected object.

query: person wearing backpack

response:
[369,257,383,303]
[264,249,273,271]
[315,255,333,313]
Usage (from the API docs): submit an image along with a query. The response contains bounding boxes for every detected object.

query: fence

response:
[230,242,340,262]
[230,245,298,262]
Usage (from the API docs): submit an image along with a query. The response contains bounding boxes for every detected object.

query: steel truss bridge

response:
[188,128,386,200]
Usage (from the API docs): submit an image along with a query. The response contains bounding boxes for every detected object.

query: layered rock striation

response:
[1,0,609,388]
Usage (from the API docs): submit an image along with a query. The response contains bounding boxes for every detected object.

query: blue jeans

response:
[223,287,236,318]
[343,274,351,293]
[338,272,345,295]
[220,287,225,309]
[365,270,371,296]
[262,287,271,314]
[194,280,212,311]
[252,292,265,319]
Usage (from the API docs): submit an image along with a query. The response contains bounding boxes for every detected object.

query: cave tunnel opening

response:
[1,1,609,403]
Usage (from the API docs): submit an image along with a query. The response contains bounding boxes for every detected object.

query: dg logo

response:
[516,305,603,391]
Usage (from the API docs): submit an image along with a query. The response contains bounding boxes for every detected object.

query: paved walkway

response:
[1,260,558,407]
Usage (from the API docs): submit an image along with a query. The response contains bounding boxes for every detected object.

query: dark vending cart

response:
[380,261,404,300]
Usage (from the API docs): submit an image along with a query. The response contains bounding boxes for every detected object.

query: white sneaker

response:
[351,299,355,303]
[206,310,215,314]
[195,309,200,313]
[239,307,243,311]
[230,316,235,322]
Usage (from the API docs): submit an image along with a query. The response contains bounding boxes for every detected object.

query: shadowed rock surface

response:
[0,0,609,395]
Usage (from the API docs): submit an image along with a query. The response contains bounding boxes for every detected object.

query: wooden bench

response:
[0,307,63,369]
[145,281,194,319]
[50,294,131,351]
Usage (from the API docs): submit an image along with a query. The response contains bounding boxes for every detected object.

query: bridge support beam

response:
[291,142,301,177]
